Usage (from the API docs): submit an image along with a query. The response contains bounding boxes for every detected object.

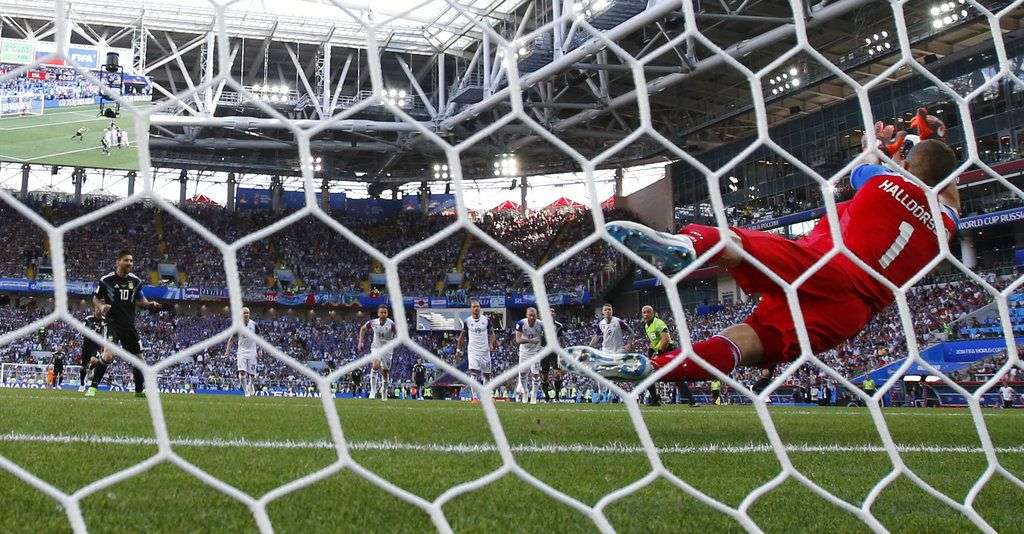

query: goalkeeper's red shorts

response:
[726,227,876,365]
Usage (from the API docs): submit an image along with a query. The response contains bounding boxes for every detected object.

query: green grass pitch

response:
[1,388,1022,533]
[0,104,151,170]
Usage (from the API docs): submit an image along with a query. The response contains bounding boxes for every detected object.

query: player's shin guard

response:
[650,336,741,381]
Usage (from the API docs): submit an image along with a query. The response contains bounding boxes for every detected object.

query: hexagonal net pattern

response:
[2,0,1024,532]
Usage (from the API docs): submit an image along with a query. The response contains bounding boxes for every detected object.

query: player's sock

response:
[678,224,723,258]
[91,362,108,389]
[650,335,741,381]
[369,371,379,399]
[131,366,145,394]
[79,363,88,386]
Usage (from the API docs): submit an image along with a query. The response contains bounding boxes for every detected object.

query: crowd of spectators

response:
[0,274,1021,398]
[463,208,637,293]
[0,196,636,296]
[0,63,103,102]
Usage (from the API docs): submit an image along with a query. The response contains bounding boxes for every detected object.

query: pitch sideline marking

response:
[2,432,1023,455]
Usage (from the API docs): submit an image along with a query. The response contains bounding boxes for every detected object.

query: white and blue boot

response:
[562,346,653,381]
[605,221,697,276]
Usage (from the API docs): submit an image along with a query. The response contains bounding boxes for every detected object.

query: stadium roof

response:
[0,0,523,53]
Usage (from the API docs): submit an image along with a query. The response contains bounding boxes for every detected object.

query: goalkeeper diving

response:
[564,109,960,384]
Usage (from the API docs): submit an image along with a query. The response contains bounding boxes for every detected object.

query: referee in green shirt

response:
[641,306,696,406]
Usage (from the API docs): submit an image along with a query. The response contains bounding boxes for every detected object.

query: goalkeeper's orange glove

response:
[909,107,946,140]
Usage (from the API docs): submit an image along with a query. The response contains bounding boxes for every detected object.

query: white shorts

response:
[519,349,542,374]
[373,348,394,371]
[236,351,257,375]
[468,350,491,374]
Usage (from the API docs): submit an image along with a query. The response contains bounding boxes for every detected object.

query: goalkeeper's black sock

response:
[79,362,88,385]
[91,363,107,389]
[131,366,145,394]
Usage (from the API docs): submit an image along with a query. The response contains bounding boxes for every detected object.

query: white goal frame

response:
[0,93,44,118]
[0,0,1023,533]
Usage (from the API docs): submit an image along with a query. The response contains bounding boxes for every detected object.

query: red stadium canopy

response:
[187,194,220,206]
[490,200,521,212]
[544,197,586,211]
[601,196,616,210]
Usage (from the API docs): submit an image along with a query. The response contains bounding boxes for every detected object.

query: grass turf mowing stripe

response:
[4,432,1024,455]
[4,392,1021,417]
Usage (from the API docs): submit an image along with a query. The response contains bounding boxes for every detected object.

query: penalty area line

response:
[2,432,1023,455]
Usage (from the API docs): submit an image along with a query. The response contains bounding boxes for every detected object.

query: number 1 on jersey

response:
[879,221,915,269]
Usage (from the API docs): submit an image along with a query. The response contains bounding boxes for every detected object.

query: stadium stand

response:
[0,197,635,296]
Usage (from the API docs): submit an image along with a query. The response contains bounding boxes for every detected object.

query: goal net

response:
[0,363,83,389]
[0,93,44,118]
[0,0,1022,532]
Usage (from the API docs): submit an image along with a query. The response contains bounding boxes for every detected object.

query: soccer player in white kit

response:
[224,307,260,397]
[589,304,634,403]
[514,307,544,404]
[456,300,496,403]
[358,305,397,400]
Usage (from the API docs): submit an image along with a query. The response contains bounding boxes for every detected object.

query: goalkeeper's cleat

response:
[85,387,97,397]
[77,385,86,393]
[561,346,653,381]
[605,221,696,276]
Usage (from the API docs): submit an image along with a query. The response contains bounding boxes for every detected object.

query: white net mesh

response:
[1,0,1023,532]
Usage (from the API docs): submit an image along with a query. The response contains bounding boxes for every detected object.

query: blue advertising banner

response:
[745,207,827,231]
[852,337,1022,383]
[236,188,344,211]
[0,277,589,309]
[67,47,98,68]
[940,338,1022,363]
[235,188,272,210]
[403,194,457,214]
[346,198,403,218]
[958,207,1024,230]
[282,190,306,210]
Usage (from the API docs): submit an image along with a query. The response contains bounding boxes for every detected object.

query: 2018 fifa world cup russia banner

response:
[957,207,1024,230]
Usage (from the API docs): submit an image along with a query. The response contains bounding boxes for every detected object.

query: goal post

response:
[0,93,44,118]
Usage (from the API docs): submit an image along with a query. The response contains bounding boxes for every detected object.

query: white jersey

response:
[103,128,115,147]
[237,319,259,356]
[515,318,543,356]
[1001,386,1015,401]
[464,315,492,355]
[597,316,629,353]
[367,318,397,349]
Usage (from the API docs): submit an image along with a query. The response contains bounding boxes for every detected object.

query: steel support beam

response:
[244,21,277,83]
[554,0,877,132]
[132,13,147,73]
[572,62,686,73]
[438,0,682,132]
[397,57,438,118]
[697,13,794,23]
[150,115,422,131]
